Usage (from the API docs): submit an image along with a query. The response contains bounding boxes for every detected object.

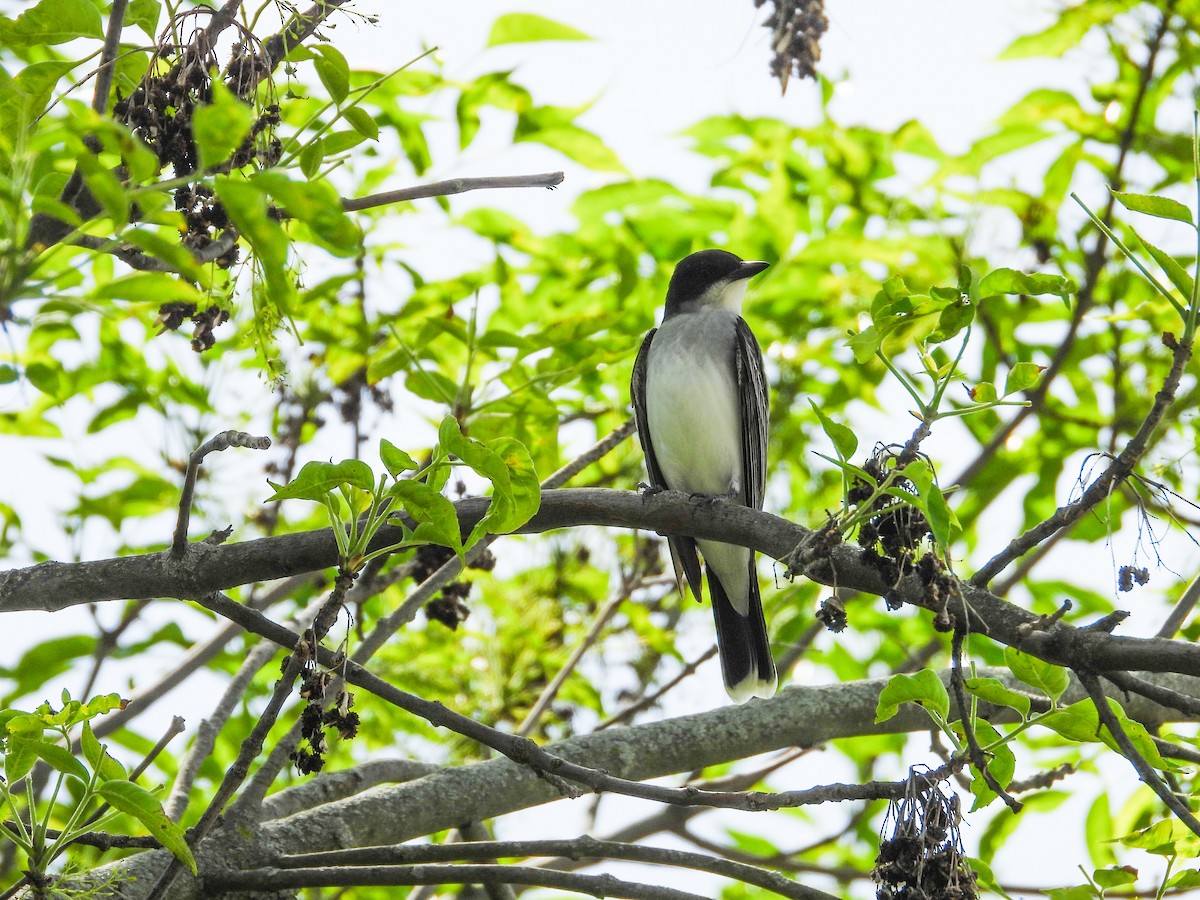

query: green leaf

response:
[299,139,324,180]
[322,129,366,156]
[92,272,209,305]
[0,0,103,46]
[926,296,975,343]
[437,416,540,547]
[964,720,1015,811]
[963,676,1031,718]
[1167,869,1200,889]
[388,479,463,557]
[192,81,255,171]
[875,670,950,724]
[125,0,161,39]
[0,60,75,129]
[1003,361,1045,395]
[97,780,197,874]
[4,736,39,782]
[313,45,350,104]
[75,152,130,226]
[28,738,89,785]
[1111,190,1194,226]
[266,459,375,502]
[809,400,857,460]
[213,175,291,309]
[978,268,1075,303]
[343,106,380,140]
[487,436,541,531]
[966,857,1014,900]
[405,368,459,404]
[1039,699,1101,744]
[1084,794,1117,869]
[902,459,956,547]
[1092,867,1137,889]
[1117,817,1197,856]
[487,13,592,46]
[81,721,128,781]
[1004,647,1069,701]
[1136,231,1195,300]
[1047,886,1100,900]
[516,105,625,172]
[455,70,532,150]
[847,325,881,363]
[1000,1,1126,59]
[255,172,360,255]
[968,381,998,404]
[380,439,418,476]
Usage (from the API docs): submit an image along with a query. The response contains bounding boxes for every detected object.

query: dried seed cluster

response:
[755,0,829,89]
[114,12,282,349]
[873,774,978,900]
[291,666,360,776]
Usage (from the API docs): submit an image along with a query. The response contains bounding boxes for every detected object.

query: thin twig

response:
[408,822,515,900]
[951,3,1175,494]
[1077,669,1200,838]
[1103,670,1200,718]
[203,863,710,900]
[596,644,718,731]
[171,430,271,558]
[949,630,1022,812]
[68,230,240,274]
[259,758,441,821]
[1156,571,1200,639]
[200,0,245,48]
[516,575,641,737]
[91,575,317,741]
[193,593,980,814]
[263,0,355,70]
[78,598,152,707]
[342,172,564,212]
[973,333,1192,586]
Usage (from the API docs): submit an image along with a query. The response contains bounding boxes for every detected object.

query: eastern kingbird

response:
[631,249,777,702]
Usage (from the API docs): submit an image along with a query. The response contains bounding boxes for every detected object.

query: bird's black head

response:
[664,249,769,314]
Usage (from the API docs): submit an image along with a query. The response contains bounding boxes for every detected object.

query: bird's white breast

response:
[644,314,742,499]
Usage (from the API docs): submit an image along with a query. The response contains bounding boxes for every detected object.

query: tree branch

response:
[258,758,441,822]
[341,172,564,212]
[92,0,128,114]
[34,666,1200,900]
[7,488,1200,684]
[266,836,835,900]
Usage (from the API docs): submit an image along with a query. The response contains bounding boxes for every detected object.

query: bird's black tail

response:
[708,566,777,703]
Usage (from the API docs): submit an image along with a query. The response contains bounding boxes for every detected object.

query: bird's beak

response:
[735,260,770,280]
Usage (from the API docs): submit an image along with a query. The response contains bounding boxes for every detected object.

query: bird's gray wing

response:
[631,328,704,600]
[734,316,769,511]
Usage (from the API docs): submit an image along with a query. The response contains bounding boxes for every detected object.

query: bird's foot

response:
[692,487,737,505]
[638,481,667,496]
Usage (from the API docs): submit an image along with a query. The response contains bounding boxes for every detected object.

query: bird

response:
[630,249,777,703]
